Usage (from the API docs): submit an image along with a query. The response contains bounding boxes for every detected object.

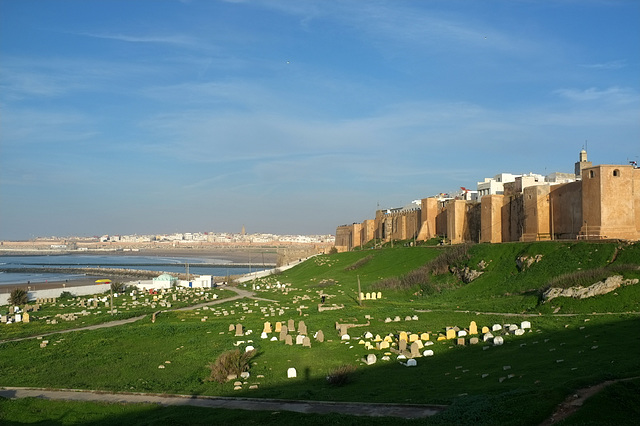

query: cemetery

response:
[1,240,640,425]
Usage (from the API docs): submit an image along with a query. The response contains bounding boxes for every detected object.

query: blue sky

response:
[1,0,638,240]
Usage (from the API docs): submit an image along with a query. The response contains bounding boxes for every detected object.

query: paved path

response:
[0,387,446,419]
[0,285,275,345]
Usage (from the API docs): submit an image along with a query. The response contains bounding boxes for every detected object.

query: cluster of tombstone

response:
[0,304,40,325]
[359,291,382,301]
[231,319,325,350]
[352,320,534,367]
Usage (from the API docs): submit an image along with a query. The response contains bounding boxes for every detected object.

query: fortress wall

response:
[480,195,508,243]
[362,219,376,245]
[334,225,353,252]
[508,194,524,242]
[635,168,640,235]
[436,204,448,237]
[447,200,480,244]
[417,198,438,241]
[522,184,551,241]
[549,181,582,239]
[581,165,638,239]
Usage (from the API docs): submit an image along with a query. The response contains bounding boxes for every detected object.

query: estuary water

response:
[0,254,268,286]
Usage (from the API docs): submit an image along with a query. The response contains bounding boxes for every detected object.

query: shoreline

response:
[0,248,271,294]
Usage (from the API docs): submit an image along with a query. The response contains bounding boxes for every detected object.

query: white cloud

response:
[77,32,199,47]
[554,86,638,104]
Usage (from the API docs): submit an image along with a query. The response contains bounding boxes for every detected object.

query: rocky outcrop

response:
[543,275,639,302]
[451,266,484,283]
[516,254,543,271]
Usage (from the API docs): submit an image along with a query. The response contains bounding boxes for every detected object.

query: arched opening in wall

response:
[589,170,595,178]
[613,169,620,177]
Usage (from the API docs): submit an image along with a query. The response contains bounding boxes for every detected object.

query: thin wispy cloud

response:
[554,86,637,104]
[1,0,638,239]
[77,31,199,47]
[581,60,626,70]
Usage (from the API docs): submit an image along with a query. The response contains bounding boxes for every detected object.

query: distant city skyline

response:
[1,1,638,241]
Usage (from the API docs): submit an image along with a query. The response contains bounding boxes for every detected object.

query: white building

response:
[179,275,213,288]
[477,173,519,198]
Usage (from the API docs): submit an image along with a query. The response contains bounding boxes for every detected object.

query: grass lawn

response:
[1,241,639,425]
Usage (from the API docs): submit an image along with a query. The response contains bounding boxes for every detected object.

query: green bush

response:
[9,288,28,305]
[110,282,126,293]
[206,349,257,384]
[344,255,373,271]
[326,364,357,386]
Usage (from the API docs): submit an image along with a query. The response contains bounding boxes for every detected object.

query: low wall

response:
[0,284,111,306]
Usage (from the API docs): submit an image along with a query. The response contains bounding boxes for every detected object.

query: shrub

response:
[326,364,357,386]
[429,244,471,275]
[344,255,373,271]
[9,288,28,305]
[59,291,75,299]
[206,349,257,384]
[111,282,126,293]
[328,246,338,255]
[317,279,336,288]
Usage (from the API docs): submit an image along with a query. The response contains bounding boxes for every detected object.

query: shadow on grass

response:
[2,316,640,425]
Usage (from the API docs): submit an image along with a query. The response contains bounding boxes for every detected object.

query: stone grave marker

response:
[295,335,305,345]
[365,354,377,365]
[493,336,504,346]
[274,322,282,332]
[235,324,243,336]
[285,335,293,345]
[298,321,307,335]
[457,337,465,346]
[288,319,295,332]
[410,342,420,357]
[287,367,297,378]
[279,325,288,341]
[521,321,531,329]
[302,336,311,348]
[315,330,324,342]
[482,326,490,334]
[263,322,272,333]
[446,328,456,340]
[377,292,382,299]
[469,321,478,335]
[399,331,408,342]
[399,339,407,352]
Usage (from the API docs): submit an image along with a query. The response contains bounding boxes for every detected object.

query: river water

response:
[0,254,268,286]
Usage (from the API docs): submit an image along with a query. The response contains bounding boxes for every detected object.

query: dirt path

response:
[0,387,445,419]
[539,376,640,425]
[0,286,275,345]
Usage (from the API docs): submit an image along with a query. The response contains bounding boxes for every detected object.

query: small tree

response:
[206,349,256,384]
[110,282,126,293]
[9,288,28,306]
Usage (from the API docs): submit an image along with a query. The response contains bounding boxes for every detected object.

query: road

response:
[0,387,445,419]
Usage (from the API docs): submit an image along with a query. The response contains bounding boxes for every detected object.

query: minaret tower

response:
[574,148,592,179]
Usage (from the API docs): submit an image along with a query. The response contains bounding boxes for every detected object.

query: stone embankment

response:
[543,275,639,301]
[0,267,160,280]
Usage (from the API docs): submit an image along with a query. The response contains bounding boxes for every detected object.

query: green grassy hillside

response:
[1,241,639,425]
